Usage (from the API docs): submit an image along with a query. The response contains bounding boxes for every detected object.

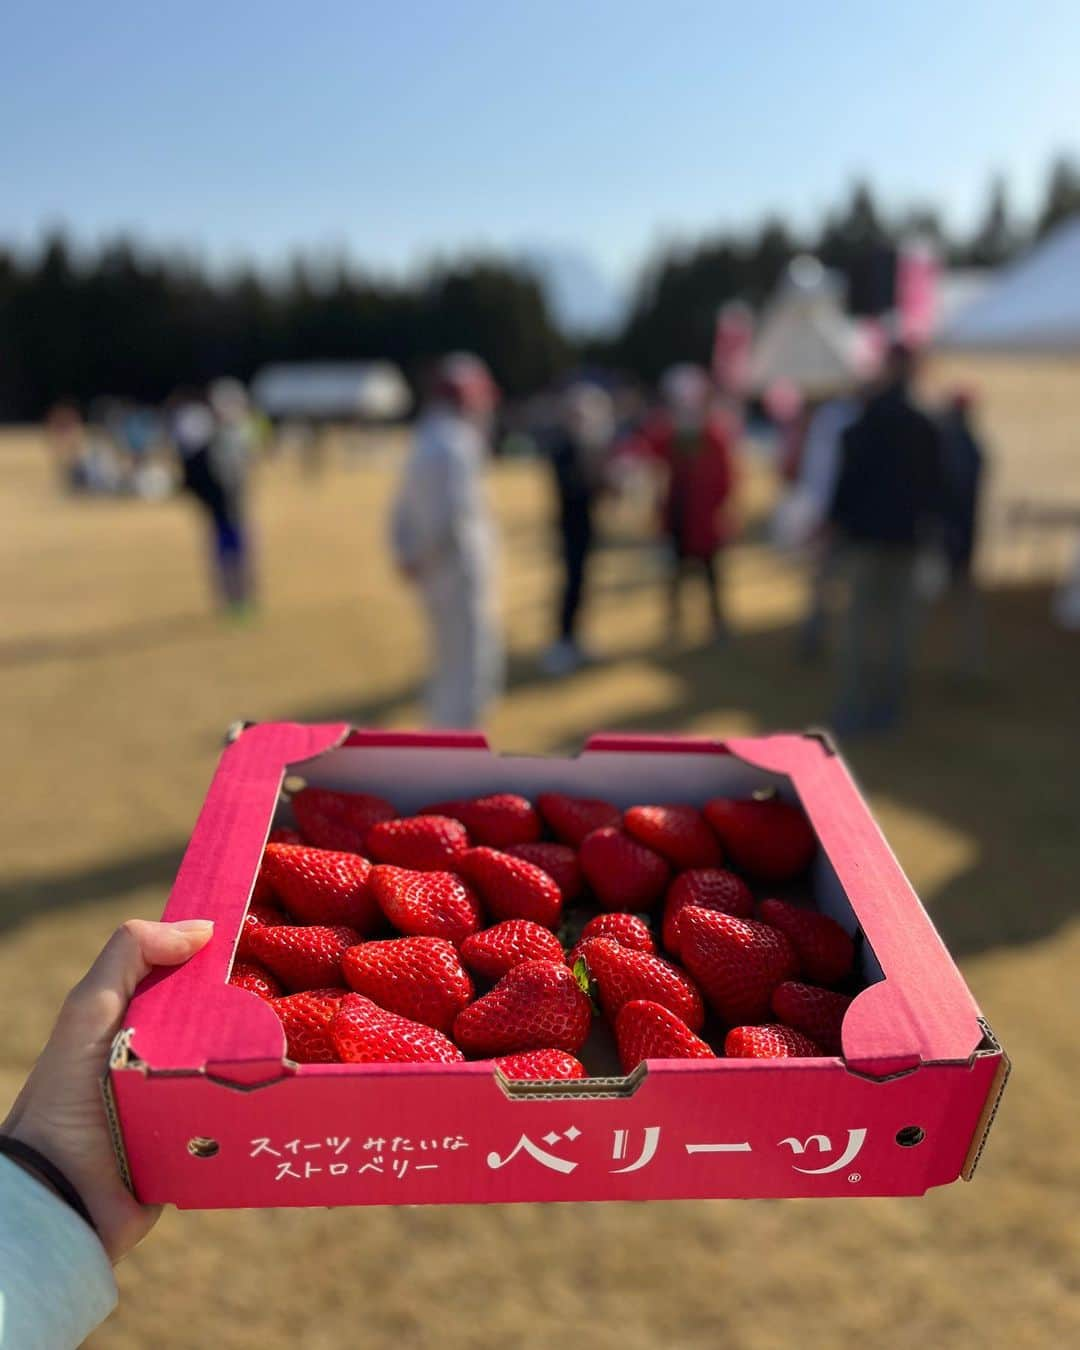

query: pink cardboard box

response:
[106,724,1008,1207]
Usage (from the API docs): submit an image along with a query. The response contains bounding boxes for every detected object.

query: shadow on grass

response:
[0,612,212,670]
[3,583,1076,961]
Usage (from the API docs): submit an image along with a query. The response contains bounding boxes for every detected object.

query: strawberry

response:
[579,912,655,954]
[771,981,852,1055]
[579,826,670,911]
[492,1049,586,1080]
[504,842,582,901]
[679,907,798,1025]
[614,999,716,1073]
[453,959,592,1056]
[271,988,348,1063]
[235,899,286,961]
[623,804,723,870]
[421,794,542,847]
[702,796,816,881]
[246,923,358,991]
[342,937,473,1034]
[457,847,563,928]
[259,843,380,932]
[367,815,469,871]
[723,1024,822,1058]
[268,826,305,846]
[251,865,278,906]
[574,936,704,1031]
[537,792,620,846]
[228,960,282,1002]
[291,787,395,853]
[758,898,855,986]
[330,993,464,1064]
[661,868,754,958]
[460,920,566,982]
[370,865,483,946]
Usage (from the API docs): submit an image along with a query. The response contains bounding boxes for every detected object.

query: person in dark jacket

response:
[937,388,987,673]
[170,389,254,616]
[541,384,614,674]
[829,342,943,732]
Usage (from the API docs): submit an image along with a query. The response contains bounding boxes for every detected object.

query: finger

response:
[61,919,214,1042]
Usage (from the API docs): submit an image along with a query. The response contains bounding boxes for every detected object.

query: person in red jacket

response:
[633,364,738,642]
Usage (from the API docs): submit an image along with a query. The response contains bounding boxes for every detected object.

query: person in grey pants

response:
[829,343,944,734]
[391,355,503,728]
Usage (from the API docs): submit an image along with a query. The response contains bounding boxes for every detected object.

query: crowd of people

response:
[776,342,985,733]
[42,342,987,735]
[46,382,266,616]
[391,342,985,738]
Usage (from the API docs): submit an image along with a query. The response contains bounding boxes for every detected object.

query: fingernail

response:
[174,919,215,934]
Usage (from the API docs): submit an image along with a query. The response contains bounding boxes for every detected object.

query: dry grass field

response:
[1,357,1079,1349]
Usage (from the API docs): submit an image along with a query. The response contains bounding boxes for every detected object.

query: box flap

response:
[125,721,347,1071]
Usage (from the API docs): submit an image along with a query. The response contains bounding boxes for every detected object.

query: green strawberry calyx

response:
[572,955,601,1013]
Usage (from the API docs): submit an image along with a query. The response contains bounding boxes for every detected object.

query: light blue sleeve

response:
[0,1156,117,1349]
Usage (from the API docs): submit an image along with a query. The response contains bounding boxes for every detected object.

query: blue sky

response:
[2,0,1078,283]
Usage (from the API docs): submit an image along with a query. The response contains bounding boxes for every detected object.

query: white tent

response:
[251,361,411,421]
[748,257,864,397]
[939,218,1080,351]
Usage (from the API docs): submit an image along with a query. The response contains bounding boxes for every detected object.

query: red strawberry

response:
[504,842,582,901]
[579,911,655,954]
[724,1024,822,1058]
[702,796,816,881]
[271,988,348,1063]
[291,787,395,853]
[492,1049,586,1080]
[228,960,282,1002]
[758,898,855,986]
[537,792,620,846]
[623,804,723,870]
[342,937,473,1034]
[574,936,704,1031]
[661,868,754,958]
[370,865,483,946]
[771,981,852,1055]
[251,865,278,905]
[330,993,464,1064]
[421,794,541,847]
[367,815,469,871]
[268,826,305,846]
[259,843,380,932]
[679,907,798,1025]
[236,899,286,961]
[247,923,358,991]
[460,920,566,982]
[615,999,716,1073]
[457,847,563,928]
[453,960,592,1056]
[579,827,670,911]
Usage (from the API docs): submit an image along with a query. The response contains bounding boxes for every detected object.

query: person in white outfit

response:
[392,353,503,728]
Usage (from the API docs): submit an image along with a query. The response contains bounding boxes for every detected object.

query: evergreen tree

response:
[1035,154,1080,238]
[966,177,1014,266]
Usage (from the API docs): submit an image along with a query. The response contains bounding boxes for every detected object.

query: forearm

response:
[0,1155,117,1348]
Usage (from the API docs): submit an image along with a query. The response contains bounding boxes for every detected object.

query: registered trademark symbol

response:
[848,1172,861,1183]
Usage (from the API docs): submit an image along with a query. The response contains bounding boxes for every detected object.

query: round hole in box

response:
[895,1125,925,1148]
[282,774,307,797]
[187,1137,220,1159]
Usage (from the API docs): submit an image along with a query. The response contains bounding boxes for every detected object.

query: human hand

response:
[2,919,214,1262]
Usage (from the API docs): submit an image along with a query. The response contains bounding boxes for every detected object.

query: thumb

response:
[59,919,215,1048]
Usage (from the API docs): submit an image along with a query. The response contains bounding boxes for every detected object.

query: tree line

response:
[1,155,1078,420]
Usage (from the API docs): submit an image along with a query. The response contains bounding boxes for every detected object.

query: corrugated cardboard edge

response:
[102,1029,137,1195]
[497,1065,647,1101]
[961,1020,1010,1181]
